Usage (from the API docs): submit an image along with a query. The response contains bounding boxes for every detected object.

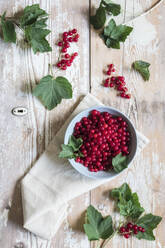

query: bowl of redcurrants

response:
[64,106,137,179]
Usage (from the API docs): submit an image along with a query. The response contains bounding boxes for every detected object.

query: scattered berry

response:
[110,83,114,88]
[124,234,130,239]
[58,41,63,47]
[106,70,111,75]
[104,82,109,87]
[72,28,77,34]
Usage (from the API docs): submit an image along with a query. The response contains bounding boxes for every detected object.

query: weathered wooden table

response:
[0,0,165,247]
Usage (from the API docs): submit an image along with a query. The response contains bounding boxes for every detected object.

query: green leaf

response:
[110,24,133,42]
[110,183,132,200]
[31,18,48,28]
[136,214,162,240]
[103,19,116,36]
[112,153,128,173]
[20,4,48,28]
[110,183,144,220]
[101,0,121,16]
[68,135,83,151]
[25,26,52,53]
[101,19,133,49]
[90,6,106,30]
[59,145,75,159]
[1,12,16,43]
[133,60,150,81]
[106,38,120,49]
[84,205,114,241]
[20,4,52,53]
[59,135,83,159]
[33,75,72,110]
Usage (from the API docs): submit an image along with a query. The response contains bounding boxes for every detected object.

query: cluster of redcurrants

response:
[56,29,79,70]
[119,222,145,239]
[104,64,131,99]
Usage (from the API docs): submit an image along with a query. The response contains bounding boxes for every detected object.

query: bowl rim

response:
[64,106,137,179]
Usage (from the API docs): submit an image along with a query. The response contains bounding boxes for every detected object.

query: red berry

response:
[63,32,68,37]
[75,34,79,38]
[133,225,138,231]
[141,228,145,232]
[65,53,70,59]
[110,83,114,87]
[61,65,67,70]
[74,52,78,56]
[62,47,67,53]
[127,223,133,229]
[76,157,80,163]
[120,92,126,98]
[124,234,130,239]
[125,94,131,99]
[64,42,70,48]
[68,37,73,42]
[66,61,71,67]
[73,38,78,42]
[134,230,138,235]
[111,76,116,81]
[61,59,66,64]
[108,64,114,69]
[72,28,77,34]
[105,78,110,83]
[119,226,126,233]
[138,226,143,232]
[57,62,62,68]
[106,70,111,76]
[112,68,115,72]
[68,31,73,36]
[58,41,63,46]
[104,82,109,87]
[63,37,68,42]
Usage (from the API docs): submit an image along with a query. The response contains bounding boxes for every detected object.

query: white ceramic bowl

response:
[64,106,137,179]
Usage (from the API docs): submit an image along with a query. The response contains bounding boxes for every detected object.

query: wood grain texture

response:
[0,0,165,247]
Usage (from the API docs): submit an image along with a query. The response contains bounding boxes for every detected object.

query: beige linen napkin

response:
[21,93,149,240]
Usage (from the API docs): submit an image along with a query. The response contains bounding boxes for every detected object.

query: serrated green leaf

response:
[133,60,150,81]
[90,6,106,30]
[101,18,133,49]
[20,4,52,53]
[59,135,83,159]
[31,18,48,28]
[25,26,52,53]
[33,75,72,110]
[110,183,144,220]
[104,19,116,36]
[20,4,48,28]
[84,224,99,240]
[101,0,121,16]
[98,216,114,239]
[84,205,114,241]
[106,38,120,49]
[112,153,128,173]
[1,12,16,43]
[68,135,83,151]
[110,183,132,200]
[136,214,162,240]
[59,145,75,159]
[110,24,133,42]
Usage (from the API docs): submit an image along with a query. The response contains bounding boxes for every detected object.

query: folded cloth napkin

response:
[21,93,149,240]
